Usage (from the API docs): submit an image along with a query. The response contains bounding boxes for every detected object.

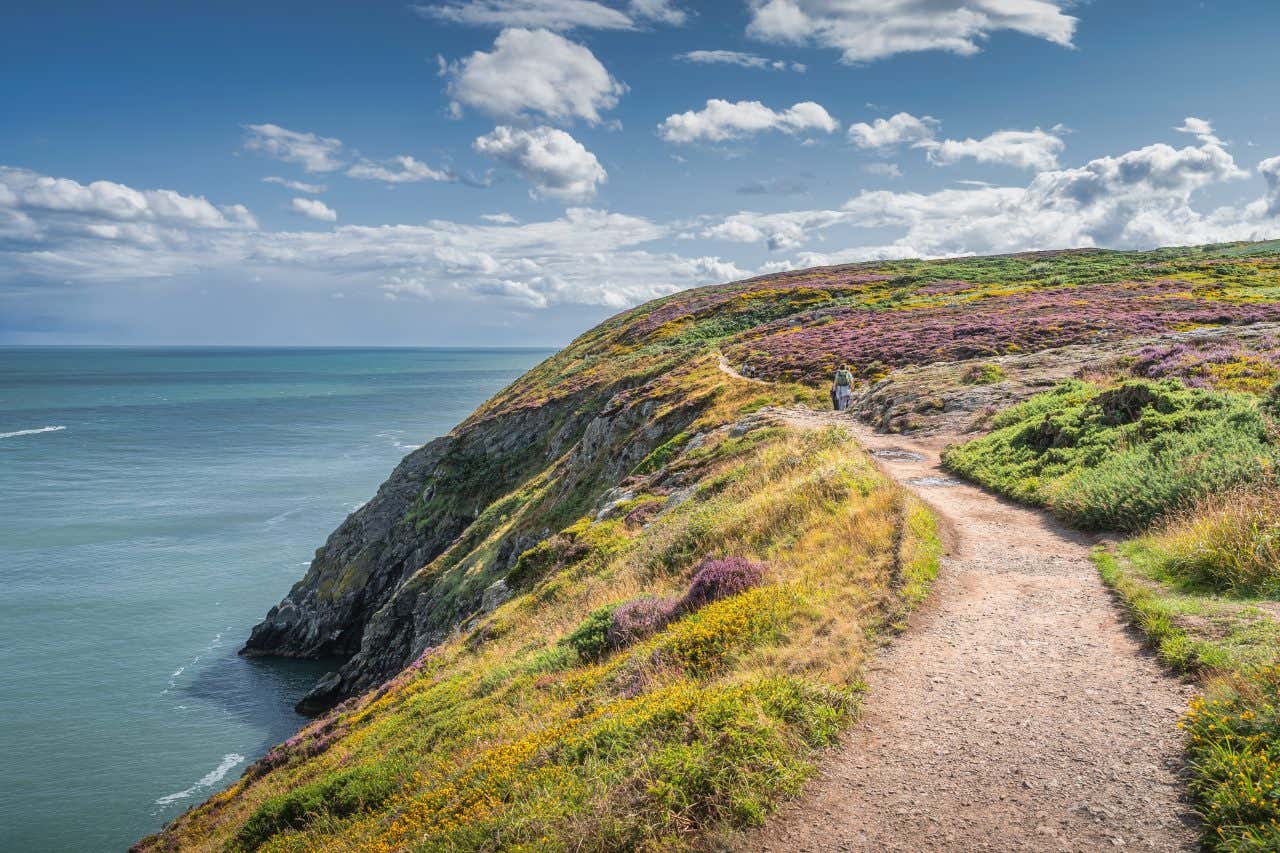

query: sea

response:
[0,347,553,852]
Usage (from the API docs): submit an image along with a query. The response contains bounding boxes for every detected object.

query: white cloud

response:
[443,28,626,125]
[1257,156,1280,218]
[481,212,520,224]
[1175,116,1224,147]
[659,99,838,144]
[474,125,607,201]
[847,112,938,149]
[629,0,686,25]
[746,0,1078,63]
[701,208,852,250]
[919,128,1065,170]
[242,124,345,173]
[263,176,326,194]
[414,0,633,29]
[700,133,1270,258]
[0,167,750,311]
[289,198,338,222]
[346,155,454,184]
[676,49,804,71]
[0,166,257,239]
[412,0,685,29]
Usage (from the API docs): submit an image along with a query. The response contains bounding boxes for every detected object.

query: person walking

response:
[832,364,854,411]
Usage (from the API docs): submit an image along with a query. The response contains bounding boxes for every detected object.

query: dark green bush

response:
[943,379,1278,530]
[564,604,617,661]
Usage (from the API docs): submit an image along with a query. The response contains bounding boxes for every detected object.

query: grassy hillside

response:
[142,241,1280,851]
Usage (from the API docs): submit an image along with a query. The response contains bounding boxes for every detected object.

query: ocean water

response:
[0,347,553,852]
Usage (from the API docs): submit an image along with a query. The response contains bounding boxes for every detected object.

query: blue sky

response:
[3,0,1279,345]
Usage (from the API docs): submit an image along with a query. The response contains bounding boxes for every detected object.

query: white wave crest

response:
[0,425,65,440]
[154,753,245,806]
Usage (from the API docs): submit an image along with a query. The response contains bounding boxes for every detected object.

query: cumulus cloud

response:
[443,28,626,125]
[659,99,838,144]
[263,176,326,193]
[1257,156,1280,218]
[700,132,1272,258]
[919,128,1065,170]
[847,112,938,149]
[290,198,338,222]
[473,125,607,200]
[745,0,1078,64]
[0,168,743,309]
[701,208,852,250]
[1175,116,1224,147]
[346,155,454,184]
[242,124,345,173]
[0,166,257,239]
[676,49,804,71]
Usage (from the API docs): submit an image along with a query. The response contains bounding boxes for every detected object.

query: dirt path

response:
[740,407,1200,852]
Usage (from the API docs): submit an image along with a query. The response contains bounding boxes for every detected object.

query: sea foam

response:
[0,425,65,440]
[154,753,245,806]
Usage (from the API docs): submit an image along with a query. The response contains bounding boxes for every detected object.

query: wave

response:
[0,425,65,440]
[154,753,245,806]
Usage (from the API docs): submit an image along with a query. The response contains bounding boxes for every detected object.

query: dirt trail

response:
[740,407,1200,852]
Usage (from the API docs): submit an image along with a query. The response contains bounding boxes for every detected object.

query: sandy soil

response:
[737,408,1200,852]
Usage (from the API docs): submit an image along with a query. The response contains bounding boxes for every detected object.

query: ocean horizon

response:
[0,346,554,851]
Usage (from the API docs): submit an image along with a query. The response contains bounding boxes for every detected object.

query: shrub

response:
[1148,484,1280,596]
[607,596,679,649]
[565,604,618,661]
[943,379,1278,530]
[961,362,1007,385]
[680,556,766,613]
[235,765,397,850]
[1265,381,1280,419]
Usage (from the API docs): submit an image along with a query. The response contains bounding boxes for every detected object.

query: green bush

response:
[943,379,1277,530]
[1264,381,1280,419]
[564,604,617,661]
[960,362,1007,385]
[235,765,398,850]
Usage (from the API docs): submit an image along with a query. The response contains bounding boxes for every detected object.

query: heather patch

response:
[1125,338,1280,394]
[728,280,1280,383]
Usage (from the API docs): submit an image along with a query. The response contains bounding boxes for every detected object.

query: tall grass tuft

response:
[1148,483,1280,596]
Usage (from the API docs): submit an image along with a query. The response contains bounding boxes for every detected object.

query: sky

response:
[3,0,1280,345]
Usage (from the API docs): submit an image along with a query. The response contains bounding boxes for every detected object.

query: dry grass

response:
[1150,482,1280,597]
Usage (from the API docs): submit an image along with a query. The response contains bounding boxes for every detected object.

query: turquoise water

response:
[0,347,552,852]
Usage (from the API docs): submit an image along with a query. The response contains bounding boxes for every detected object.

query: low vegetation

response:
[942,379,1277,530]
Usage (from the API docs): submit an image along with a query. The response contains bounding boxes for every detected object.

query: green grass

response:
[943,379,1277,530]
[1096,538,1280,850]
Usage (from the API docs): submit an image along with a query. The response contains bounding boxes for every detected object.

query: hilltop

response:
[139,241,1280,851]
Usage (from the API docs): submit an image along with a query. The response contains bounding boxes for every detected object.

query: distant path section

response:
[740,407,1200,852]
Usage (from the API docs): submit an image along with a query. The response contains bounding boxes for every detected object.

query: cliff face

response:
[241,334,708,713]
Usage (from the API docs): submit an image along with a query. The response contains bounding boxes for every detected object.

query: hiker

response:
[832,364,854,411]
